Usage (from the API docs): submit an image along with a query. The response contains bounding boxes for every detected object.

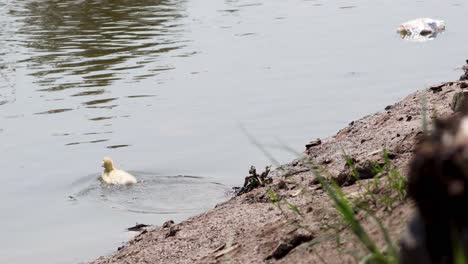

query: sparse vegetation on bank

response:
[92,64,468,264]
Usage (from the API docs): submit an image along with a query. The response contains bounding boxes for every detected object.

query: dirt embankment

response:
[91,79,466,264]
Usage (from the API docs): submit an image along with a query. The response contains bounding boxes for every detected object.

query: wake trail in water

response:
[70,171,231,214]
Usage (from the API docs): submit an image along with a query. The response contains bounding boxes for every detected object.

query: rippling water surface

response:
[0,0,467,263]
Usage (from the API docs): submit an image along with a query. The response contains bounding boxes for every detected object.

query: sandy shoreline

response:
[91,76,466,263]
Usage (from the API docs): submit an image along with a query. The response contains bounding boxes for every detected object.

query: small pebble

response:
[305,138,322,149]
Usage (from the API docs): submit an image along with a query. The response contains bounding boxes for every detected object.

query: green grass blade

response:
[277,144,385,259]
[240,125,281,167]
[421,93,428,134]
[284,199,304,217]
[453,233,467,264]
[267,188,280,203]
[359,206,398,262]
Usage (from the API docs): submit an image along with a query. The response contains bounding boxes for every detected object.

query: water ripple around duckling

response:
[71,171,231,214]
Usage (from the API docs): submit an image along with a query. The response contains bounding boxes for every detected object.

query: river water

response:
[0,0,466,263]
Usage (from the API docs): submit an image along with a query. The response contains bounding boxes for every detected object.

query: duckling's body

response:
[99,157,137,185]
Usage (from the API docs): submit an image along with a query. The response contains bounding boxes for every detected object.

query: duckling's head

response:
[102,157,114,172]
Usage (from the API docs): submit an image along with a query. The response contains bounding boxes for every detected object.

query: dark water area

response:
[0,0,467,263]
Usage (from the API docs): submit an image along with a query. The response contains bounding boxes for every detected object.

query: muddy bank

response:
[91,78,466,263]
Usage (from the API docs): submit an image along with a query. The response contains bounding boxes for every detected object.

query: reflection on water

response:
[0,0,193,151]
[14,0,188,92]
[71,89,105,97]
[73,173,230,214]
[83,97,118,106]
[35,108,73,114]
[0,0,16,105]
[339,5,356,9]
[88,116,115,121]
[65,139,109,146]
[106,144,130,149]
[1,0,191,118]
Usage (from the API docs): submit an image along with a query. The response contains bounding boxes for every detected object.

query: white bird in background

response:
[99,157,137,185]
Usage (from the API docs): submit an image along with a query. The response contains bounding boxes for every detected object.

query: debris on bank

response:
[127,223,150,232]
[233,165,272,195]
[459,59,468,81]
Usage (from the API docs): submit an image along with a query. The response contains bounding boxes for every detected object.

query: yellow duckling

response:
[99,157,137,185]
